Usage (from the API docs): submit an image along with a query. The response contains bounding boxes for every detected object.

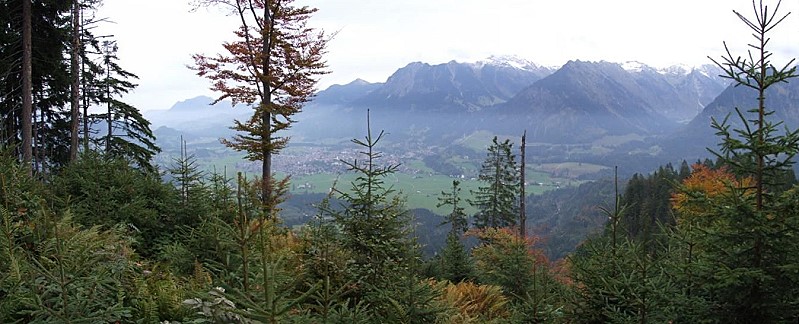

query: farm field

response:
[288,168,581,215]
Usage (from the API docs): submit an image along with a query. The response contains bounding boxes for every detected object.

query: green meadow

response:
[288,166,578,215]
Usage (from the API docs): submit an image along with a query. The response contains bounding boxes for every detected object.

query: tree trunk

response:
[32,105,38,172]
[520,130,526,238]
[69,0,81,161]
[21,0,33,175]
[261,3,273,218]
[81,5,89,153]
[105,52,112,153]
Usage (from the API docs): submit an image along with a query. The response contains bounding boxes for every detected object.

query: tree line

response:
[1,0,158,175]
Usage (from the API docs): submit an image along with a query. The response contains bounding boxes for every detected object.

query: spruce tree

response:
[470,136,520,229]
[436,180,474,282]
[168,137,208,229]
[1,0,74,171]
[680,0,799,320]
[438,180,468,235]
[92,40,160,172]
[327,111,412,291]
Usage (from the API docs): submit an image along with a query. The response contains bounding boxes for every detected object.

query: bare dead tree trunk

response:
[519,130,526,238]
[69,0,81,161]
[104,42,112,153]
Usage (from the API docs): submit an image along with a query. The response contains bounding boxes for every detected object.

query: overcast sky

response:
[96,0,799,111]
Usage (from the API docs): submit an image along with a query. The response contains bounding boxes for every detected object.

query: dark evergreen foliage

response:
[567,235,701,322]
[470,136,520,229]
[438,180,469,235]
[439,232,475,283]
[0,0,72,170]
[687,0,799,320]
[619,163,690,241]
[325,116,413,292]
[52,152,178,257]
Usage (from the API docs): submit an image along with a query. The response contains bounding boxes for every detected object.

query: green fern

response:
[22,213,133,322]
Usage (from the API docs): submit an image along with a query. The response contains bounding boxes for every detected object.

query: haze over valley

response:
[143,55,793,256]
[149,56,737,182]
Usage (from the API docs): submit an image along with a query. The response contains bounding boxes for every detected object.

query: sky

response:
[96,0,799,111]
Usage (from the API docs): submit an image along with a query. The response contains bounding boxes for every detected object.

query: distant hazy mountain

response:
[354,56,553,112]
[494,60,679,143]
[151,57,734,156]
[144,96,249,137]
[664,77,799,157]
[673,67,729,115]
[620,61,728,122]
[478,60,731,143]
[310,78,382,106]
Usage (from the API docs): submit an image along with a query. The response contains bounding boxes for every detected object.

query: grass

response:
[289,170,571,215]
[406,159,436,173]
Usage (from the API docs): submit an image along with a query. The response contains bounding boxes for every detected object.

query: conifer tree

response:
[1,0,74,171]
[437,180,474,282]
[168,137,208,227]
[21,0,32,172]
[69,0,80,161]
[168,137,204,206]
[327,111,411,290]
[92,40,160,172]
[709,0,798,209]
[568,235,690,322]
[439,232,474,283]
[438,180,468,235]
[679,0,799,320]
[470,136,520,229]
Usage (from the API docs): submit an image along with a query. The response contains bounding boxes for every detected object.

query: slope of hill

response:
[663,78,799,159]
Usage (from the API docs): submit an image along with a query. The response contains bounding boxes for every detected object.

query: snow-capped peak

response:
[655,64,724,79]
[657,64,693,76]
[621,61,649,73]
[469,55,540,71]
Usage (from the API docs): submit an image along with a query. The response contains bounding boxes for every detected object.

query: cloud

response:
[97,0,799,111]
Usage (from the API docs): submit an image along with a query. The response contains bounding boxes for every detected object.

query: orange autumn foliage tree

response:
[438,281,510,322]
[671,163,753,225]
[191,0,328,216]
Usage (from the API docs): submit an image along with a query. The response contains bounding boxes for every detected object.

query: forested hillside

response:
[2,0,799,322]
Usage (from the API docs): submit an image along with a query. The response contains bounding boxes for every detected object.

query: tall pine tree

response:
[91,40,159,172]
[470,136,520,229]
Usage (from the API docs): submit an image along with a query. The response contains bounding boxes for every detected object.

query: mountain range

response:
[304,56,729,147]
[354,56,553,112]
[145,55,799,173]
